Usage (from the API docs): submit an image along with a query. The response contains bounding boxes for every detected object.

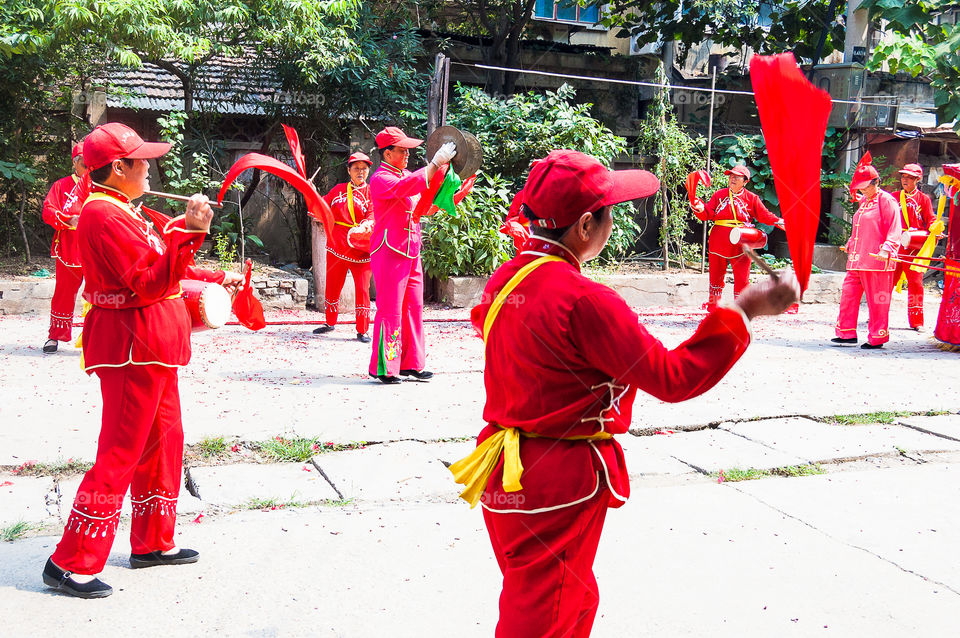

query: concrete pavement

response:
[1,295,960,636]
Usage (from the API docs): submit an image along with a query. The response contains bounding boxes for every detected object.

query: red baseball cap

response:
[522,150,660,229]
[82,122,171,171]
[898,163,923,178]
[72,143,83,159]
[375,126,422,150]
[724,164,751,179]
[347,151,372,167]
[851,164,880,190]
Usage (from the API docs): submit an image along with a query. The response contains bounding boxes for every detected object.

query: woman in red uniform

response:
[40,144,86,353]
[692,164,784,309]
[313,152,374,342]
[43,123,240,598]
[451,150,800,636]
[889,163,936,329]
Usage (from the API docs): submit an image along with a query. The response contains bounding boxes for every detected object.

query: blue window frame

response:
[534,1,601,25]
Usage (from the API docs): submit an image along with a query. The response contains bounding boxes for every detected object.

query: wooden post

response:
[311,221,327,312]
[427,53,450,136]
[702,67,717,274]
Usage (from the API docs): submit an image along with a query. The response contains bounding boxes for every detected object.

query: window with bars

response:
[533,0,601,25]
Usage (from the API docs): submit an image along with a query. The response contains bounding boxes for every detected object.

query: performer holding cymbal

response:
[43,123,240,598]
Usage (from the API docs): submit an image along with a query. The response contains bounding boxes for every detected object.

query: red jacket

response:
[469,237,752,513]
[76,184,219,373]
[702,187,781,259]
[322,182,373,262]
[41,174,85,267]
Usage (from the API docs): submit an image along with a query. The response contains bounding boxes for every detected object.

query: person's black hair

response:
[525,203,608,241]
[89,158,133,184]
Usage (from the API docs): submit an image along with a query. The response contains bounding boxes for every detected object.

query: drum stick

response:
[742,246,779,281]
[143,190,223,209]
[871,253,958,273]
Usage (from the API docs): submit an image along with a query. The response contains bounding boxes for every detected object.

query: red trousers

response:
[892,258,925,328]
[836,269,894,345]
[48,260,83,341]
[325,253,372,335]
[482,490,609,638]
[706,252,751,309]
[51,364,184,575]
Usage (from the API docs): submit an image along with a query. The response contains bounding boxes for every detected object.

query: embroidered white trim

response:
[588,442,629,503]
[480,472,601,514]
[520,237,580,267]
[129,494,178,504]
[580,381,630,433]
[70,507,121,521]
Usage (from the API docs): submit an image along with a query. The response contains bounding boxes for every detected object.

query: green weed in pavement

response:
[197,436,228,458]
[1,520,35,542]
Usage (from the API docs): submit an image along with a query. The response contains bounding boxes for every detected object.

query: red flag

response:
[685,170,711,216]
[218,153,333,232]
[282,124,307,178]
[750,53,832,294]
[232,259,266,331]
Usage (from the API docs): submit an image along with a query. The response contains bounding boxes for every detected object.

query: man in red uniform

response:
[42,123,240,599]
[692,164,784,310]
[40,143,87,353]
[451,150,800,636]
[313,152,374,342]
[890,163,936,329]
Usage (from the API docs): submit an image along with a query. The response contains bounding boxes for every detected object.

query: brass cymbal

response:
[426,125,483,180]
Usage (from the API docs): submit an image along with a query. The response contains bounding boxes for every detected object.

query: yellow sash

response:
[450,255,611,508]
[713,219,745,228]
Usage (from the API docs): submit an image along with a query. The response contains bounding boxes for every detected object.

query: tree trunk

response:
[16,182,31,264]
[311,221,327,311]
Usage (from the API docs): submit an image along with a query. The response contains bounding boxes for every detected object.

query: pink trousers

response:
[836,269,894,345]
[369,250,425,376]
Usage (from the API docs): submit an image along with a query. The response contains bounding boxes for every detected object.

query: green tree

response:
[862,0,960,131]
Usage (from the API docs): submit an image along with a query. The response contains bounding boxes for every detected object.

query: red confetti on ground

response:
[192,513,205,524]
[0,481,13,487]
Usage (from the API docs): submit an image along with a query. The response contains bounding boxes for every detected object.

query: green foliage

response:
[197,435,228,459]
[258,435,323,462]
[600,202,644,265]
[637,63,705,267]
[863,0,960,131]
[1,520,36,542]
[606,0,845,67]
[716,464,825,482]
[422,173,513,280]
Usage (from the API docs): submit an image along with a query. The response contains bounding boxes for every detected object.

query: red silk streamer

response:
[750,53,832,294]
[282,124,307,178]
[218,153,333,232]
[685,170,711,210]
[849,151,873,203]
[232,258,266,331]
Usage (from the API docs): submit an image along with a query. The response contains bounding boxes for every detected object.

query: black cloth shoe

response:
[43,558,113,599]
[129,548,200,569]
[312,325,335,334]
[830,337,857,345]
[376,375,401,384]
[357,333,371,343]
[861,342,884,349]
[42,339,58,354]
[400,369,434,380]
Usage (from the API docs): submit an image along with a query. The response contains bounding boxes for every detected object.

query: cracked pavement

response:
[2,297,960,636]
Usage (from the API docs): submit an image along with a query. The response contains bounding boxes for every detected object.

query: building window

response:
[534,0,601,25]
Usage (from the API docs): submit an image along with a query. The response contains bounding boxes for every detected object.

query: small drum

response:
[181,279,231,331]
[900,230,929,251]
[729,226,767,250]
[347,224,372,253]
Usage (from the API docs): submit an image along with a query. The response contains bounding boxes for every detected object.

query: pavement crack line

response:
[726,483,960,598]
[309,458,345,501]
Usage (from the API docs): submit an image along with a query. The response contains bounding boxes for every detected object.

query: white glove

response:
[431,141,457,167]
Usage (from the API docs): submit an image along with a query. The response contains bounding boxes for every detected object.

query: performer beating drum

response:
[42,123,241,599]
[691,163,785,310]
[890,163,938,330]
[313,152,375,342]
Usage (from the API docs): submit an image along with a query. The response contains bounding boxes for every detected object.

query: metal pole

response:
[701,67,717,274]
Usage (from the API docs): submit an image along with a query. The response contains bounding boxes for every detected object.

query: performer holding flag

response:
[313,152,375,342]
[890,164,937,330]
[40,143,87,353]
[691,163,784,310]
[43,123,240,598]
[450,150,800,636]
[367,126,456,384]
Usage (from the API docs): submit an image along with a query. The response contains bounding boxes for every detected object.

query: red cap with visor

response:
[375,127,423,150]
[82,122,171,171]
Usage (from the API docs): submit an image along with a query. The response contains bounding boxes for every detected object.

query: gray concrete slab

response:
[898,413,960,441]
[618,433,699,476]
[0,476,56,525]
[313,441,458,503]
[186,463,337,507]
[633,428,807,473]
[722,416,960,463]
